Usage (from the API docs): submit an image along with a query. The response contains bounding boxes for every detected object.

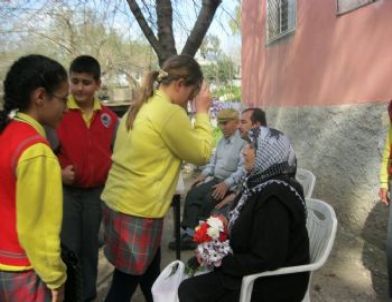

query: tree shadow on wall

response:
[362,201,389,301]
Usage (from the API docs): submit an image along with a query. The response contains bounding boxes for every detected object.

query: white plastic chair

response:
[239,198,338,302]
[296,168,316,198]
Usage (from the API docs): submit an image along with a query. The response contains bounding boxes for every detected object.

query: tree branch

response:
[30,31,75,55]
[182,0,222,57]
[126,0,162,56]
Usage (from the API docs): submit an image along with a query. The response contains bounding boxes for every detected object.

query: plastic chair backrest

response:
[296,168,316,198]
[239,198,337,302]
[306,198,337,268]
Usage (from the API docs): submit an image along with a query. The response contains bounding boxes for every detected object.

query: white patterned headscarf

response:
[228,127,299,231]
[246,126,297,186]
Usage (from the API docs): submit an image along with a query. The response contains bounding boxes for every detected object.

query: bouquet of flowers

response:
[185,216,232,276]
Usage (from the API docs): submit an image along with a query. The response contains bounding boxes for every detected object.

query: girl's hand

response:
[194,82,212,114]
[51,284,65,302]
[379,187,390,206]
[62,165,75,185]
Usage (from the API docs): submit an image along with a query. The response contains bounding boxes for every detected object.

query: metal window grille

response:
[337,0,376,15]
[266,0,296,44]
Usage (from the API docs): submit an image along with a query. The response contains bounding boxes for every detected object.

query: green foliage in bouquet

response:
[184,256,201,277]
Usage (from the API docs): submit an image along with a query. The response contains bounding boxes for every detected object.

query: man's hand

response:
[211,182,229,201]
[51,284,65,302]
[215,193,236,209]
[191,174,207,188]
[62,165,75,185]
[214,214,228,227]
[379,187,390,206]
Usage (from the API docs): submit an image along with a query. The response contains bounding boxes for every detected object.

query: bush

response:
[213,126,222,147]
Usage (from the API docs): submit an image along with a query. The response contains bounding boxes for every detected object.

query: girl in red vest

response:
[0,55,68,302]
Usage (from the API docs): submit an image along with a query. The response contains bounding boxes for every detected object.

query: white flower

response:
[207,226,220,240]
[206,217,224,232]
[196,240,232,268]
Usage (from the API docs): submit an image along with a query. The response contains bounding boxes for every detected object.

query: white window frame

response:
[336,0,376,15]
[266,0,296,45]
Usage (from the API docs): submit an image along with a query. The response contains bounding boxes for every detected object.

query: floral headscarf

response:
[228,127,301,231]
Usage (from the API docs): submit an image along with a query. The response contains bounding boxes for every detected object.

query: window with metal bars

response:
[266,0,296,45]
[336,0,377,15]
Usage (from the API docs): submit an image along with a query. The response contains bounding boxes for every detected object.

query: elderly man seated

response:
[169,108,245,250]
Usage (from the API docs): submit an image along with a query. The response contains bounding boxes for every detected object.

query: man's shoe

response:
[168,235,196,251]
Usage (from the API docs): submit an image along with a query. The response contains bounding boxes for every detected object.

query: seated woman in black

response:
[178,126,310,302]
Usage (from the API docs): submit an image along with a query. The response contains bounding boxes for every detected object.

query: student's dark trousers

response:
[181,178,221,229]
[61,186,103,301]
[104,249,161,302]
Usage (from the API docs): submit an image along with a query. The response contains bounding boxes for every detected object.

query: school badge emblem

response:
[101,113,112,128]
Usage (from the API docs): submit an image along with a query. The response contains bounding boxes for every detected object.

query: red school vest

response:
[0,121,48,267]
[56,106,117,188]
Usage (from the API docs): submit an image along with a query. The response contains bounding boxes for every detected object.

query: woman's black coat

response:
[219,176,310,301]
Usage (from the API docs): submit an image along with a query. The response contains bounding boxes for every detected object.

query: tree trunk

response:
[127,0,222,66]
[156,0,177,65]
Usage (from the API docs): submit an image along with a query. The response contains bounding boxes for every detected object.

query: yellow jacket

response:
[0,113,66,289]
[380,125,392,189]
[102,90,213,218]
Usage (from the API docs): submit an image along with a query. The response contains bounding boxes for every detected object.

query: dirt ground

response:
[95,171,391,302]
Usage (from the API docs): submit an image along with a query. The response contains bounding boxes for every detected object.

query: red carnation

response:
[219,231,228,242]
[193,222,211,243]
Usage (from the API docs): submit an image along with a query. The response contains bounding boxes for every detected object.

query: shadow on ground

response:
[362,201,389,301]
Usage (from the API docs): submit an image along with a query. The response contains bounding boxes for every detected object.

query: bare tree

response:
[0,0,238,69]
[126,0,222,65]
[0,2,156,85]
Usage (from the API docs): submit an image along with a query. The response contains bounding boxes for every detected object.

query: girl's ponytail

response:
[126,70,159,130]
[125,54,203,131]
[0,78,19,132]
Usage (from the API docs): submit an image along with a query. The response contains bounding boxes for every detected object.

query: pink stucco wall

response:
[242,0,392,107]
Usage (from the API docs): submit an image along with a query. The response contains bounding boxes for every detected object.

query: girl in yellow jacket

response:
[379,100,392,298]
[102,54,213,302]
[0,55,68,302]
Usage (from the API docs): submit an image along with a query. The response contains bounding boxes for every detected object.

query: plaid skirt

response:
[103,204,163,275]
[0,270,51,302]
